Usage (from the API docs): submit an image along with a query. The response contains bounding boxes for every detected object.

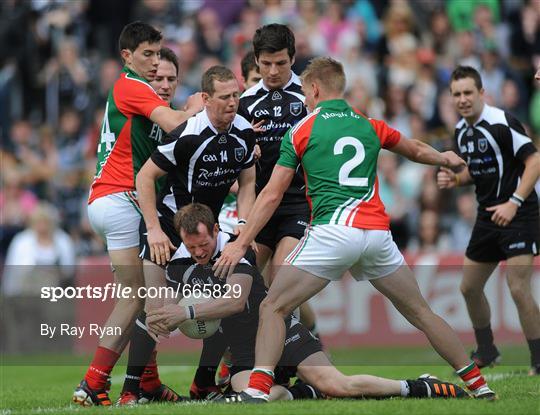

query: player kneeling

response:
[147,203,469,402]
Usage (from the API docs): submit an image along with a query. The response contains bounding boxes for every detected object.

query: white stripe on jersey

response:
[162,185,177,214]
[510,128,532,155]
[247,92,270,114]
[158,140,178,166]
[329,197,354,225]
[476,125,504,198]
[187,136,215,193]
[284,89,305,103]
[344,184,376,226]
[456,127,467,154]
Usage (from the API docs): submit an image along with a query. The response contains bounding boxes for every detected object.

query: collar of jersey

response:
[261,71,300,92]
[122,66,147,82]
[200,109,234,135]
[316,98,349,110]
[467,103,490,127]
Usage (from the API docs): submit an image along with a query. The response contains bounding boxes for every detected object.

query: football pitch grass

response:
[1,345,538,415]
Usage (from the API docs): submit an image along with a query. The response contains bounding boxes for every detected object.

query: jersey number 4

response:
[99,102,116,153]
[333,136,368,187]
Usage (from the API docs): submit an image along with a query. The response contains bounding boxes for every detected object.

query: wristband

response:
[512,193,525,203]
[185,305,195,320]
[454,174,460,186]
[509,196,522,207]
[237,219,247,225]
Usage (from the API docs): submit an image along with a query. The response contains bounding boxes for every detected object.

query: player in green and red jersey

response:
[214,57,497,403]
[74,23,202,407]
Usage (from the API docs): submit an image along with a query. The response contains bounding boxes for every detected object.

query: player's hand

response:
[147,304,186,333]
[184,92,204,115]
[441,151,467,170]
[254,143,262,161]
[212,241,248,280]
[148,226,177,266]
[486,201,518,227]
[437,167,458,189]
[252,119,265,133]
[233,225,259,253]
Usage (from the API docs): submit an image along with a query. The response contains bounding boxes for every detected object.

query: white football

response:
[177,296,221,339]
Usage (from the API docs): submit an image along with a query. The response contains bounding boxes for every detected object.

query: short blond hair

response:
[301,57,346,94]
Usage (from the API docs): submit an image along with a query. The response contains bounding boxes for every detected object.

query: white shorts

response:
[87,191,142,251]
[218,203,238,234]
[285,224,405,281]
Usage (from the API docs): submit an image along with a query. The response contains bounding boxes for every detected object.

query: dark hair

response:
[174,203,215,236]
[450,66,483,90]
[118,21,162,53]
[159,47,179,75]
[241,51,258,80]
[253,24,295,59]
[201,65,236,95]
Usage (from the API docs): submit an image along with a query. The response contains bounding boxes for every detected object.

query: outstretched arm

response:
[389,135,467,170]
[213,165,295,279]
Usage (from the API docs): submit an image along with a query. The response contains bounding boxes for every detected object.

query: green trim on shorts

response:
[287,226,312,265]
[123,191,142,216]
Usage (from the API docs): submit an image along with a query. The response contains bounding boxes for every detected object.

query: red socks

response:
[456,362,487,392]
[84,346,120,390]
[140,350,162,393]
[247,369,274,395]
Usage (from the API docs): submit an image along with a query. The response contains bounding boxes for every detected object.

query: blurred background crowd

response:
[1,0,539,267]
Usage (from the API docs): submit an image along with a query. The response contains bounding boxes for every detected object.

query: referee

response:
[438,65,540,375]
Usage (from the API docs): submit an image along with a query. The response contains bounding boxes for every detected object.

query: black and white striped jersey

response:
[151,109,255,222]
[454,104,539,220]
[239,73,309,213]
[166,231,267,325]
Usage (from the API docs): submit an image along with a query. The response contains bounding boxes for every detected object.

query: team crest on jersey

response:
[478,137,488,153]
[272,91,282,101]
[234,147,245,162]
[290,102,302,116]
[218,135,227,144]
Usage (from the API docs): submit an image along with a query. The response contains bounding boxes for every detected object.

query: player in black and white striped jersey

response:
[117,65,256,405]
[438,65,540,376]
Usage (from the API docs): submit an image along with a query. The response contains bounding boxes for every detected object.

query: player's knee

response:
[460,280,480,298]
[506,279,528,303]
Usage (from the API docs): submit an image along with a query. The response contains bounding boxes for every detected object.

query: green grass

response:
[1,345,539,415]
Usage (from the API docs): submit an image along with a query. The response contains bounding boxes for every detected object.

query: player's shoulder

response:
[116,68,157,95]
[240,80,266,100]
[232,113,253,131]
[481,104,509,126]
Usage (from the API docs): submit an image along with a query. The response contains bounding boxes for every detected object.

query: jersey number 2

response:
[333,137,368,187]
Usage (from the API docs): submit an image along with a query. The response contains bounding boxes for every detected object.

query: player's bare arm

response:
[136,159,177,265]
[390,135,467,170]
[437,166,473,189]
[486,151,540,227]
[150,92,204,133]
[234,165,256,234]
[146,274,252,335]
[213,165,295,279]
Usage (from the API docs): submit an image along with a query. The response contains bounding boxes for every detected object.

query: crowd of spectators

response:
[1,0,539,262]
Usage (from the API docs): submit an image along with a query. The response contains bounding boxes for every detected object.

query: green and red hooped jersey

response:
[277,99,401,230]
[88,67,168,204]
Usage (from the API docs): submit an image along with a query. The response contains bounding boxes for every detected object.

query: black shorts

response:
[255,211,309,251]
[466,217,540,263]
[139,216,182,265]
[229,318,322,383]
